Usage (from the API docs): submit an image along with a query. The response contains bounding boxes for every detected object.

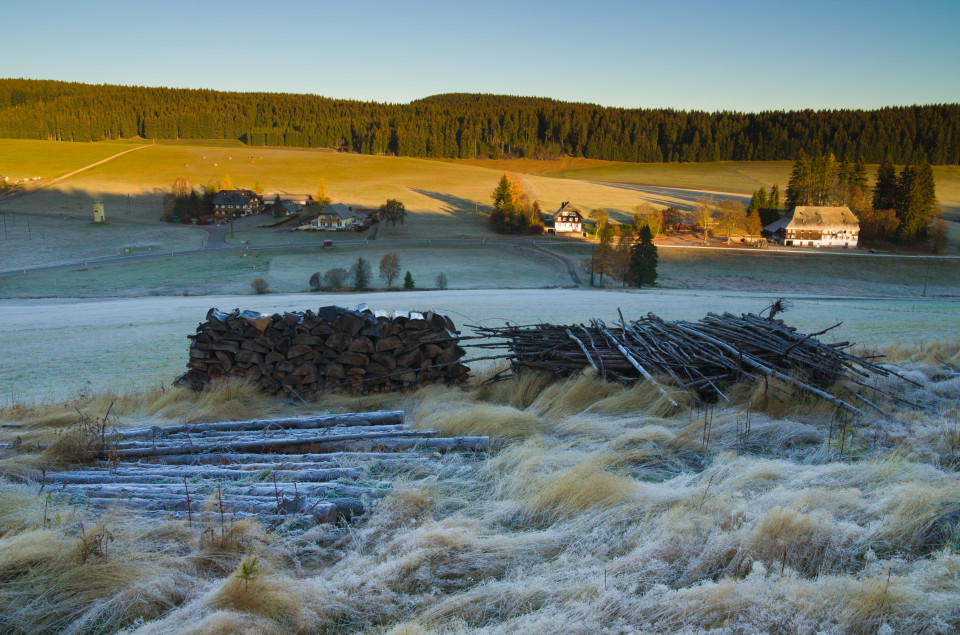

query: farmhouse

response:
[763,206,860,248]
[552,202,585,233]
[310,202,366,230]
[212,189,262,219]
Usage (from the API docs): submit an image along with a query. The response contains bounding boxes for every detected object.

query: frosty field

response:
[1,288,956,404]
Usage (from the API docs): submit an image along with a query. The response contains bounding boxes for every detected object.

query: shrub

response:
[309,271,322,291]
[323,268,348,289]
[250,277,269,294]
[435,272,448,289]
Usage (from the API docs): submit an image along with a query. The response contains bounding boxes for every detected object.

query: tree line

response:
[1,79,958,164]
[779,152,943,246]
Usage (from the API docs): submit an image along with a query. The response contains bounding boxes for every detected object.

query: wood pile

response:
[41,410,488,525]
[176,305,469,396]
[474,309,912,416]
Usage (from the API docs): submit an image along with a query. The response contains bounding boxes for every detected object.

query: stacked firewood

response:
[474,310,909,415]
[41,410,489,525]
[177,306,469,396]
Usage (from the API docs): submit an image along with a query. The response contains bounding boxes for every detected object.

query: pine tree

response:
[769,184,782,210]
[351,256,371,290]
[403,271,415,290]
[872,155,898,211]
[220,174,234,191]
[748,187,767,212]
[786,151,811,208]
[272,194,283,218]
[630,226,658,288]
[895,162,937,244]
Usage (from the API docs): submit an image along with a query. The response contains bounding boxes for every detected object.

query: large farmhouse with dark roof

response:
[212,189,262,219]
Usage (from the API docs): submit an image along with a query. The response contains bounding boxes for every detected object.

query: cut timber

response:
[118,410,405,438]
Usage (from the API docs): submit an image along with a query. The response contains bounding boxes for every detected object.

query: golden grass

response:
[415,402,541,441]
[527,456,638,519]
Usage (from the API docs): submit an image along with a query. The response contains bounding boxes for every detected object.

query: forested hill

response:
[1,79,958,164]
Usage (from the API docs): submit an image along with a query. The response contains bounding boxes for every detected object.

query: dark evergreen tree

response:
[873,155,898,211]
[351,256,371,291]
[273,194,283,218]
[769,184,782,210]
[629,226,658,288]
[403,271,415,289]
[895,162,937,244]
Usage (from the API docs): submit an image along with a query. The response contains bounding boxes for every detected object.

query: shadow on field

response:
[410,189,478,216]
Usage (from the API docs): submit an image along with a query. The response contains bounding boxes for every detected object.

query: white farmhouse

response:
[764,206,860,248]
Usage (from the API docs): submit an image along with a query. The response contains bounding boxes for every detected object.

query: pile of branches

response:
[474,306,910,415]
[38,410,489,526]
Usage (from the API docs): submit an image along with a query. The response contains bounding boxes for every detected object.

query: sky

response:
[2,0,958,112]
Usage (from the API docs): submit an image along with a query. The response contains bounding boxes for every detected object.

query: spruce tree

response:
[351,256,371,290]
[769,184,782,210]
[629,226,658,288]
[872,155,898,211]
[403,271,415,289]
[272,194,283,218]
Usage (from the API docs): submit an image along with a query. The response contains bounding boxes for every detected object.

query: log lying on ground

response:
[175,306,470,396]
[474,307,907,414]
[118,410,405,439]
[41,409,489,525]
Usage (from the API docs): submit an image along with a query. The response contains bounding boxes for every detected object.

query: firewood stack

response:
[176,305,469,396]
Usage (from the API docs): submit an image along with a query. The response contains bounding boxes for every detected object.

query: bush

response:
[309,271,322,291]
[435,272,448,289]
[323,268,348,289]
[250,278,269,294]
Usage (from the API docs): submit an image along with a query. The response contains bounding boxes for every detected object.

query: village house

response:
[550,202,585,234]
[309,202,366,230]
[763,206,860,248]
[212,189,262,219]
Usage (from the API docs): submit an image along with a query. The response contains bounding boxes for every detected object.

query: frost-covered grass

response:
[0,214,205,271]
[1,289,958,405]
[1,343,959,633]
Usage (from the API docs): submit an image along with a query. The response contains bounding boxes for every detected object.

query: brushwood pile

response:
[177,306,468,396]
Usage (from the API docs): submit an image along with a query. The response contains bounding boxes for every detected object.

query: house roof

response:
[212,189,260,205]
[553,201,584,220]
[316,202,363,221]
[764,206,859,233]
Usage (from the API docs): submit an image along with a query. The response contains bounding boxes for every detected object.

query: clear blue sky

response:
[2,0,958,111]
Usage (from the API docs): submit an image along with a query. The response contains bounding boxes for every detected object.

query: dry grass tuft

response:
[415,402,541,442]
[210,554,311,626]
[527,456,638,519]
[528,370,622,419]
[475,370,555,410]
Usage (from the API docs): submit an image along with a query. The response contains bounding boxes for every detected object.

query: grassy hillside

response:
[0,138,141,180]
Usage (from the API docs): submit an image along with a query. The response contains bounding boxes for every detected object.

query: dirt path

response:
[524,242,584,286]
[41,143,153,187]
